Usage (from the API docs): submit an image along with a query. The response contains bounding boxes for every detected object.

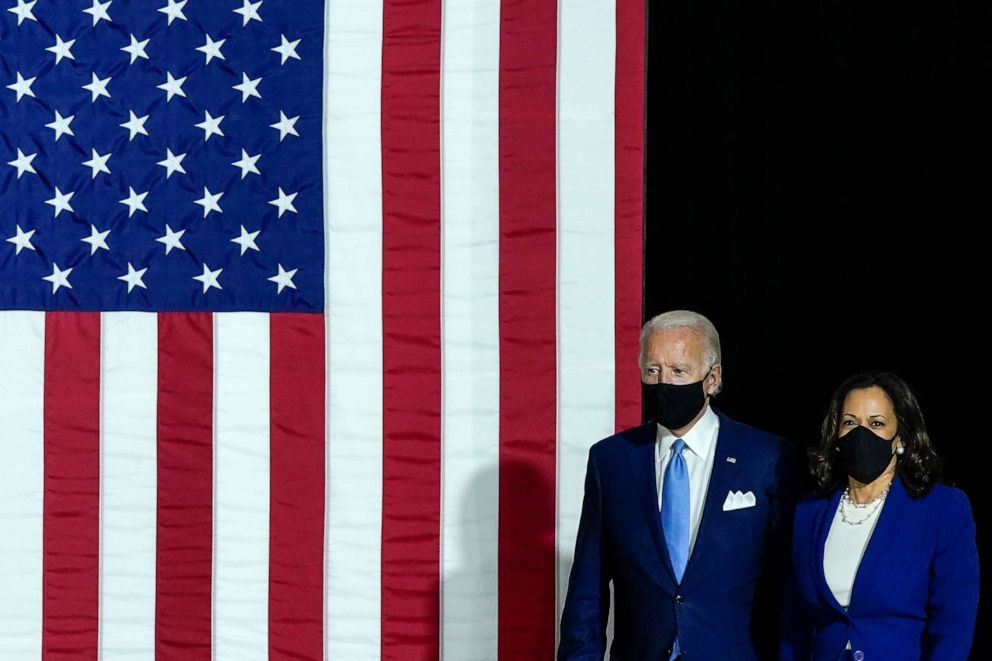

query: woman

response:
[781,371,979,661]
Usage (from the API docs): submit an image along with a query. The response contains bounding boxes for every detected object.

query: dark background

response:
[645,0,990,657]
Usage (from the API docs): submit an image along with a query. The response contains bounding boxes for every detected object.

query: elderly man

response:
[558,309,795,660]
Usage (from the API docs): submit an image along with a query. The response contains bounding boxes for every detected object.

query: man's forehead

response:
[643,328,706,359]
[645,327,704,347]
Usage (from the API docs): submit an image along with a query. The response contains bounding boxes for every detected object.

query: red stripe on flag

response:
[615,0,646,431]
[269,314,326,661]
[156,313,213,661]
[43,312,100,661]
[380,1,443,658]
[497,2,558,658]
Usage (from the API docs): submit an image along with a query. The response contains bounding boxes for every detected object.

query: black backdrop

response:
[645,0,990,657]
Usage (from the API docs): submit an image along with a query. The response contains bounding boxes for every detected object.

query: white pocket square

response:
[722,490,757,511]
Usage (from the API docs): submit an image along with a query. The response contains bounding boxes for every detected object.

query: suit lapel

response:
[846,477,906,613]
[814,489,846,613]
[681,417,737,581]
[624,422,677,583]
[813,478,906,614]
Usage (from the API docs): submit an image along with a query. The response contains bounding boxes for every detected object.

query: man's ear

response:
[706,363,722,396]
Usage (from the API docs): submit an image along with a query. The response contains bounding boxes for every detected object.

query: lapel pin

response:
[726,457,737,464]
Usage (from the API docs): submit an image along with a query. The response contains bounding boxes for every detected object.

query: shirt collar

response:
[656,405,719,461]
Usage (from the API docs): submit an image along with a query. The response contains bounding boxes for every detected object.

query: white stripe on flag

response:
[100,312,158,660]
[440,0,501,658]
[213,313,271,660]
[556,0,619,623]
[324,0,385,658]
[0,312,44,660]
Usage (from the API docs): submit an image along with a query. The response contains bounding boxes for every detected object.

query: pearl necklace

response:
[839,481,891,526]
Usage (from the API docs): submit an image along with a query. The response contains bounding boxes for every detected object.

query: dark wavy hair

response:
[810,371,944,497]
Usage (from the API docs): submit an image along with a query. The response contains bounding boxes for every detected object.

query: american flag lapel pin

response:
[726,457,737,464]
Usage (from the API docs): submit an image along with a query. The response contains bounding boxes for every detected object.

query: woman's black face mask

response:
[837,425,898,484]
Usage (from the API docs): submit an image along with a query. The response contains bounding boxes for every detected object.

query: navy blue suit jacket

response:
[781,478,979,661]
[558,410,796,661]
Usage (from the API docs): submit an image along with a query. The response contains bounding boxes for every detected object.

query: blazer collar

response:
[814,476,909,614]
[626,410,742,586]
[625,420,677,584]
[681,410,741,581]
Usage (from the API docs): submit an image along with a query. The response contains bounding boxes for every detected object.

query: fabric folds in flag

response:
[0,0,644,659]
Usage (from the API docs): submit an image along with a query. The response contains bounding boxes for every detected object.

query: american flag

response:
[0,0,644,659]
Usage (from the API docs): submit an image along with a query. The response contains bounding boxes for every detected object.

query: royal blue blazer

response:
[558,411,796,661]
[781,477,980,661]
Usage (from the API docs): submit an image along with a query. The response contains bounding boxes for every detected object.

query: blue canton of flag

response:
[0,0,323,311]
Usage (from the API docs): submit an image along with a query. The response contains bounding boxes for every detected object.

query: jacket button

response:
[674,594,684,605]
[853,652,864,661]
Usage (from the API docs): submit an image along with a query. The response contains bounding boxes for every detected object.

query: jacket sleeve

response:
[752,439,799,660]
[778,550,812,661]
[922,489,980,661]
[557,448,612,661]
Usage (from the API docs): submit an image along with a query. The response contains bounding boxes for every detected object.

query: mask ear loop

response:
[703,365,717,397]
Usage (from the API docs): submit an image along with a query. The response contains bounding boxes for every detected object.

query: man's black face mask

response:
[643,373,709,431]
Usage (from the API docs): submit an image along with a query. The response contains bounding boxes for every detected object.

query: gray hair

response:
[639,310,723,393]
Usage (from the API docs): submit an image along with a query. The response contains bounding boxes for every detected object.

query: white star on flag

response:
[234,0,262,26]
[156,224,186,254]
[81,225,111,255]
[158,72,188,102]
[231,225,261,255]
[82,148,112,179]
[121,34,151,63]
[233,73,262,103]
[194,187,224,217]
[45,187,75,218]
[83,0,112,26]
[43,263,73,293]
[272,34,301,65]
[83,72,112,102]
[268,187,298,217]
[196,35,226,64]
[7,72,37,102]
[195,110,225,141]
[6,225,36,255]
[46,35,76,64]
[158,0,187,25]
[7,0,37,25]
[46,111,75,141]
[271,111,300,141]
[157,148,187,178]
[118,262,148,292]
[7,148,37,178]
[193,264,223,293]
[121,110,150,140]
[232,149,261,179]
[268,264,298,293]
[119,187,149,217]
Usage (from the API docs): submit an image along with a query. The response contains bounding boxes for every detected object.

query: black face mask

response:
[837,425,897,484]
[643,376,709,431]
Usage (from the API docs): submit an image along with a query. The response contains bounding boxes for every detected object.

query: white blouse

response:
[823,496,885,608]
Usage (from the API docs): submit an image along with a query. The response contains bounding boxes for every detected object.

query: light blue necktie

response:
[661,438,689,659]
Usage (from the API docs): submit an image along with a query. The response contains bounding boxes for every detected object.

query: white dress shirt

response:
[655,405,719,554]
